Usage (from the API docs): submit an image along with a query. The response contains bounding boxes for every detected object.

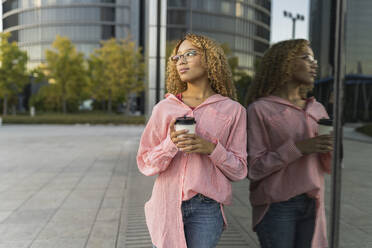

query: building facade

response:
[167,0,271,75]
[309,0,332,79]
[345,0,372,75]
[143,0,271,115]
[310,0,372,122]
[310,0,372,78]
[2,0,139,69]
[2,0,271,115]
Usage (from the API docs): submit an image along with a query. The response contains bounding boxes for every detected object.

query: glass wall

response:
[345,0,372,75]
[19,0,116,8]
[309,0,372,246]
[167,0,270,72]
[14,7,117,24]
[19,26,102,43]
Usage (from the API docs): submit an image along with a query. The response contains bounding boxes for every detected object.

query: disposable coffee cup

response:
[318,119,333,135]
[175,117,196,135]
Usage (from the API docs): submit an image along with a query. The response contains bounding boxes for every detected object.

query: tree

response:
[87,37,145,113]
[220,43,253,105]
[0,32,29,116]
[29,83,62,112]
[235,73,252,106]
[87,53,107,110]
[44,35,87,113]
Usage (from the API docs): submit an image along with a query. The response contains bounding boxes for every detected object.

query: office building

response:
[2,0,139,69]
[167,0,271,74]
[310,0,372,77]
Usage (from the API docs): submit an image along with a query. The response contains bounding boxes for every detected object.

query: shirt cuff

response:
[276,140,303,165]
[162,133,179,156]
[208,141,227,166]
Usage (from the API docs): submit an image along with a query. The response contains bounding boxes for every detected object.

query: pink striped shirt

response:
[247,96,332,248]
[137,93,248,248]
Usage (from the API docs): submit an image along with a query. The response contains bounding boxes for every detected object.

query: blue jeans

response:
[153,194,224,248]
[255,194,316,248]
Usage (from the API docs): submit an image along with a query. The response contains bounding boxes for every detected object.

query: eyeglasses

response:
[298,54,317,65]
[171,50,199,63]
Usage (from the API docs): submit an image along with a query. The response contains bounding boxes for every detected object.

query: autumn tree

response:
[87,37,145,113]
[0,32,28,115]
[44,35,87,113]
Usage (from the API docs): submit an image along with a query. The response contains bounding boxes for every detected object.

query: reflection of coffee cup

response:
[318,119,333,135]
[175,117,196,134]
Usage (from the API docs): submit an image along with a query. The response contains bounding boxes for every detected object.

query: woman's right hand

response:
[295,135,333,154]
[170,119,190,147]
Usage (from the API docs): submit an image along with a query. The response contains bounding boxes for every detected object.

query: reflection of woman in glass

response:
[246,39,333,248]
[299,84,314,100]
[137,33,248,248]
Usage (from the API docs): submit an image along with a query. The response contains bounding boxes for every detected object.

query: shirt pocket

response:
[266,109,296,140]
[196,106,231,143]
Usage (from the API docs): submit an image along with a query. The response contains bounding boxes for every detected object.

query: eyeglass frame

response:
[171,50,201,64]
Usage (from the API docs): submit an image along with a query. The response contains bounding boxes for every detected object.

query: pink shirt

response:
[137,93,248,248]
[175,93,198,200]
[247,96,332,248]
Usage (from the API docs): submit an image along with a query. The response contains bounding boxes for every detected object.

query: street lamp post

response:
[283,11,305,39]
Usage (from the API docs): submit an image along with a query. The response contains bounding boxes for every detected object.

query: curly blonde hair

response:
[246,39,310,105]
[166,33,237,100]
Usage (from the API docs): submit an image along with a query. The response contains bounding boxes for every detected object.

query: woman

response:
[246,39,333,248]
[137,33,247,248]
[299,84,314,100]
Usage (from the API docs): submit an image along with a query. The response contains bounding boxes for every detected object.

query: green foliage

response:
[87,37,145,113]
[220,42,253,106]
[0,32,29,115]
[43,35,88,113]
[356,124,372,137]
[30,66,47,83]
[29,83,61,112]
[235,73,252,106]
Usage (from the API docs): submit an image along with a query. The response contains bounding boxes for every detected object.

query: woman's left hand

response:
[176,134,216,155]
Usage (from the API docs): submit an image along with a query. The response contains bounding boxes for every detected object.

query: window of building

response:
[255,9,270,26]
[102,25,116,39]
[3,0,18,12]
[254,40,269,54]
[254,0,271,11]
[206,0,218,13]
[9,30,19,43]
[20,28,40,43]
[39,7,101,23]
[20,45,42,60]
[167,0,188,7]
[116,7,130,24]
[255,25,269,40]
[167,10,188,25]
[236,2,243,17]
[167,28,187,41]
[101,7,115,22]
[3,14,19,30]
[20,10,39,24]
[75,43,100,57]
[221,0,234,15]
[116,26,130,39]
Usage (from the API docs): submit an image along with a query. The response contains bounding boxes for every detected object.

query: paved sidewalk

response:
[0,125,371,247]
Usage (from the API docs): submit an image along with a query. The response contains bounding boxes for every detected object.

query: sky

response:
[0,0,309,42]
[270,0,310,43]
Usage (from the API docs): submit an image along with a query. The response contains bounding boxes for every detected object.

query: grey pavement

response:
[0,124,371,248]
